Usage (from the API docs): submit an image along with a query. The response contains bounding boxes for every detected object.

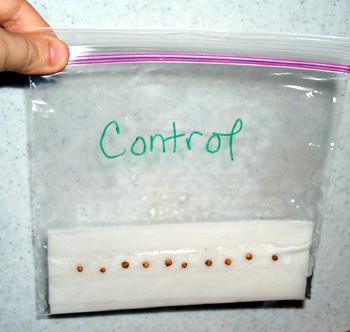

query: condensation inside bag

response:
[31,64,342,228]
[30,61,346,313]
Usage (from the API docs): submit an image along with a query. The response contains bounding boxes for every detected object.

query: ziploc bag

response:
[28,30,350,315]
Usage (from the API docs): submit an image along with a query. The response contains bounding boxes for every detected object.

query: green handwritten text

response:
[100,119,243,161]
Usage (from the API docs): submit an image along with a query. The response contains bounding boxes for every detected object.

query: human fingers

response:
[0,28,69,74]
[0,0,69,74]
[0,0,48,31]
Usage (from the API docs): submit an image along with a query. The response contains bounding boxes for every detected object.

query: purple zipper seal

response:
[69,52,350,73]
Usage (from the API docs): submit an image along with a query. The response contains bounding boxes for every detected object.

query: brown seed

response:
[205,259,213,267]
[100,267,106,273]
[165,258,173,267]
[122,261,129,269]
[225,258,232,266]
[272,255,279,261]
[181,262,188,268]
[246,253,253,260]
[143,261,150,268]
[77,265,84,272]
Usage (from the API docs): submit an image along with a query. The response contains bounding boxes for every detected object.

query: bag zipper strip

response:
[69,53,350,73]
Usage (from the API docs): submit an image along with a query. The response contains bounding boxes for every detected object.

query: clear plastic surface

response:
[28,30,349,314]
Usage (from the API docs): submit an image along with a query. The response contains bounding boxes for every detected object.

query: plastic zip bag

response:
[28,29,350,315]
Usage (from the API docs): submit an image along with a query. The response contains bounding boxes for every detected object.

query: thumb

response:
[0,29,69,75]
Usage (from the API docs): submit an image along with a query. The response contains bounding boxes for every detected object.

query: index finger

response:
[0,0,49,32]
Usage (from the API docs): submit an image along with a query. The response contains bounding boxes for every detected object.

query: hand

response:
[0,0,69,74]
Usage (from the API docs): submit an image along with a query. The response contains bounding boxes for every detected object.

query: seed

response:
[100,267,106,273]
[122,261,129,269]
[225,258,232,266]
[205,259,213,267]
[246,253,253,260]
[165,258,173,267]
[143,261,150,268]
[77,265,83,272]
[181,262,188,268]
[272,255,279,261]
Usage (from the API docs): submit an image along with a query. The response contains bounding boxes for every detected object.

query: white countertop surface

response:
[0,1,349,331]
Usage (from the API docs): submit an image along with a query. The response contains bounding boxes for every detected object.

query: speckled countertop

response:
[0,1,349,331]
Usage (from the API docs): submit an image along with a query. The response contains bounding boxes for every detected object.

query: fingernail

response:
[50,41,68,68]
